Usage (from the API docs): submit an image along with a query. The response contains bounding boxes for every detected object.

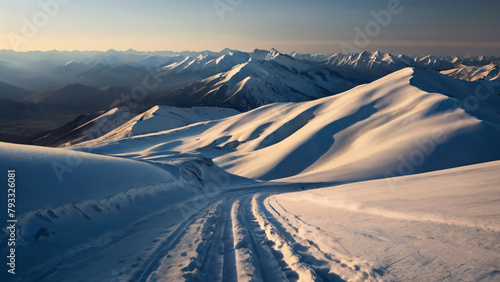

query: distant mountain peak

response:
[251,48,281,61]
[104,49,119,54]
[219,47,234,54]
[359,50,370,56]
[268,47,279,53]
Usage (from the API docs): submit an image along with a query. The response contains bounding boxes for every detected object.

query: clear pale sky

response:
[1,0,499,55]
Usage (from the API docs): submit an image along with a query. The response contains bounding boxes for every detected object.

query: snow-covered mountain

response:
[290,51,333,62]
[441,63,500,81]
[159,48,250,74]
[80,68,500,183]
[323,51,457,81]
[150,49,356,111]
[325,51,410,80]
[0,49,496,92]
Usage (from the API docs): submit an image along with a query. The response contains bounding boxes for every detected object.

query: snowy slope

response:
[0,141,252,280]
[91,105,240,143]
[33,108,136,147]
[442,63,500,81]
[271,160,500,281]
[80,68,500,183]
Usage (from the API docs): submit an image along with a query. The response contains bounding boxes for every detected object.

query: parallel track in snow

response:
[138,189,381,282]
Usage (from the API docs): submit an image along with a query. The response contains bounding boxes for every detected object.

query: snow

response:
[270,160,500,281]
[61,108,136,146]
[0,142,178,212]
[84,105,240,144]
[1,61,500,281]
[250,194,320,281]
[0,141,252,281]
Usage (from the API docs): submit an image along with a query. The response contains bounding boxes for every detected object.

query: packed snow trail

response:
[142,188,381,282]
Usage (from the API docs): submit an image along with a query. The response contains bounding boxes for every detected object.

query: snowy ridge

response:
[45,108,137,147]
[81,67,500,183]
[87,105,239,144]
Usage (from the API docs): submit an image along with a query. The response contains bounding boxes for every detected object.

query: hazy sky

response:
[1,0,499,55]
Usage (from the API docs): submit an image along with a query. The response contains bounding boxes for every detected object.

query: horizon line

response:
[1,48,499,58]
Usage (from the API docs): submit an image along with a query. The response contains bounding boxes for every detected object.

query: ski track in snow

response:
[139,189,381,282]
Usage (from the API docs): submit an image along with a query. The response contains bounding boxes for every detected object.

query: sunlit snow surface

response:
[271,160,500,281]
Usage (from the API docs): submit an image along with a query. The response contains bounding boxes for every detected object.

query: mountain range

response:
[1,48,499,144]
